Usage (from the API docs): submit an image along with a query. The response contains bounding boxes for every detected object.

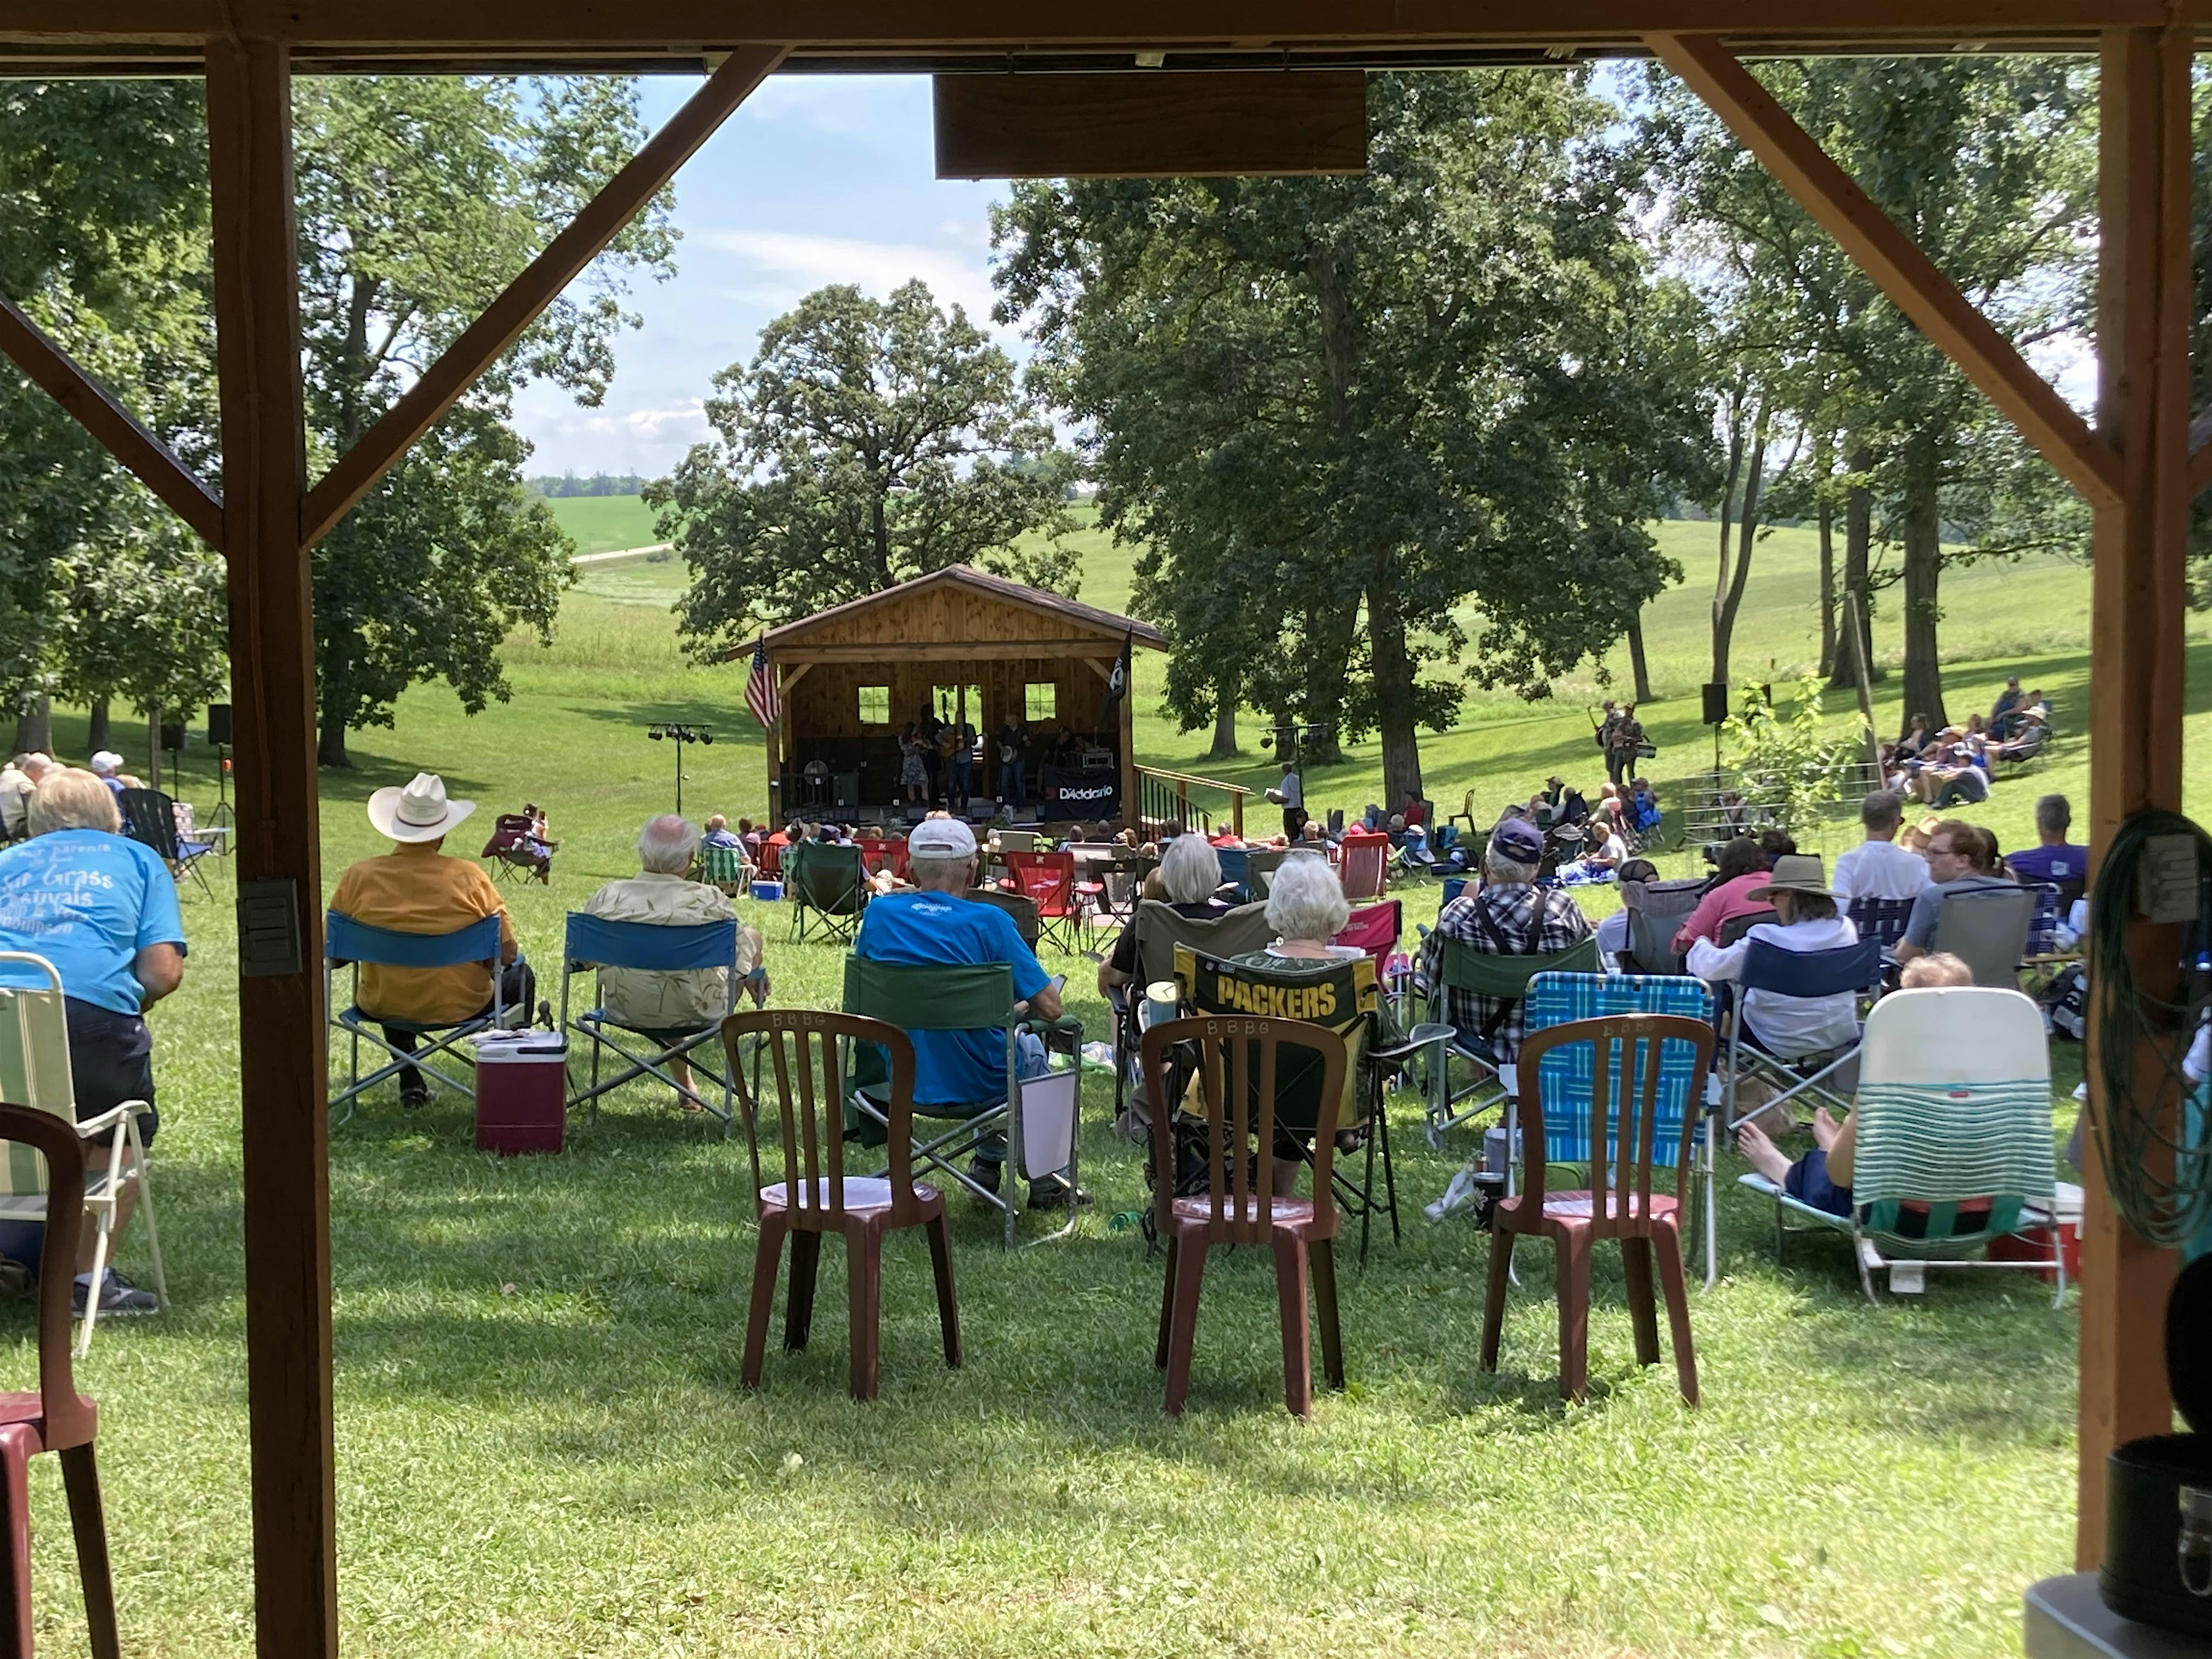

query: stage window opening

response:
[934,684,983,727]
[857,685,890,726]
[1025,682,1056,723]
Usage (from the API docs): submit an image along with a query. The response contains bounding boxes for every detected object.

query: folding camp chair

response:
[1414,932,1601,1147]
[1333,900,1402,967]
[1110,900,1275,1127]
[1712,935,1883,1282]
[965,887,1041,950]
[1214,847,1252,902]
[479,811,551,885]
[2021,882,2067,958]
[1245,848,1289,896]
[696,843,748,896]
[1174,944,1413,1264]
[1338,831,1389,901]
[842,958,1086,1249]
[115,787,213,899]
[325,911,505,1121]
[1846,896,1916,952]
[1620,876,1705,975]
[1927,884,2035,987]
[1735,986,2062,1304]
[0,952,170,1353]
[786,841,868,944]
[855,834,910,888]
[560,913,743,1132]
[999,850,1082,952]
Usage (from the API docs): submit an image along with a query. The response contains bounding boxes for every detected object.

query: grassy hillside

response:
[544,492,662,553]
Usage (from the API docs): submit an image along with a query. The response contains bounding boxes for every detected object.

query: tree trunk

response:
[1367,569,1423,805]
[1206,677,1240,760]
[1711,390,1747,689]
[1899,449,1947,731]
[1713,415,1768,690]
[1297,605,1352,768]
[1816,494,1837,678]
[1627,614,1654,704]
[11,696,50,757]
[87,698,110,755]
[146,706,161,793]
[1830,451,1875,692]
[318,708,351,769]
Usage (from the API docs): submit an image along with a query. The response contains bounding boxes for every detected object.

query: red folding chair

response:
[856,834,910,885]
[1332,899,1402,966]
[1338,831,1390,901]
[1001,850,1081,952]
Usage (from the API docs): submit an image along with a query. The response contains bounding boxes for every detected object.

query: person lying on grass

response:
[1735,951,1976,1227]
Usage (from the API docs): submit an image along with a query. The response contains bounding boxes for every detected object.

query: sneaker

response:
[1026,1176,1094,1211]
[73,1270,157,1318]
[967,1158,1003,1202]
[398,1084,430,1111]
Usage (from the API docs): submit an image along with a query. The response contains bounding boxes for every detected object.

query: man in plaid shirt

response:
[1419,815,1592,1058]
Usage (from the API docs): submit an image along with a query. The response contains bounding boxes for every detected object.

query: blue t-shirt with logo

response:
[853,891,1049,1106]
[0,830,187,1015]
[2007,843,2091,888]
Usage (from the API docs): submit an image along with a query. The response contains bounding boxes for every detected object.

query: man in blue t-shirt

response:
[2006,793,2092,904]
[0,766,186,1316]
[853,815,1079,1207]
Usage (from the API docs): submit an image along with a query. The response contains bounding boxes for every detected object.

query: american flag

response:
[743,644,778,730]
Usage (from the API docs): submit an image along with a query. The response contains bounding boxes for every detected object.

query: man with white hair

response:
[0,752,52,840]
[851,816,1074,1207]
[583,815,768,1111]
[0,766,185,1314]
[330,771,534,1109]
[1096,832,1228,998]
[1418,816,1592,1060]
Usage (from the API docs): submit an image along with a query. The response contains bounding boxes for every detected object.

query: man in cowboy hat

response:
[331,772,534,1109]
[1685,853,1860,1057]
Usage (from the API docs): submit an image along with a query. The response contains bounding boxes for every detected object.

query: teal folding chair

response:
[1415,932,1600,1146]
[787,842,868,944]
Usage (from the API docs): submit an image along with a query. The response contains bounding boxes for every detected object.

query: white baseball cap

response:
[87,751,124,776]
[907,817,978,859]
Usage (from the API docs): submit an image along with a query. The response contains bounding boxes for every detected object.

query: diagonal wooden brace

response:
[0,292,225,549]
[1647,31,2125,513]
[299,43,788,551]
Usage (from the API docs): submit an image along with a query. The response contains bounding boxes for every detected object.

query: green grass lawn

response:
[21,507,2190,1655]
[544,492,664,554]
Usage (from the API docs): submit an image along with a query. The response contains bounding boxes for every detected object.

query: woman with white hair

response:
[581,814,768,1112]
[1096,832,1228,997]
[1251,850,1353,962]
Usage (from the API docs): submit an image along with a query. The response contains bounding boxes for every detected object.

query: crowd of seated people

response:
[1878,678,2054,811]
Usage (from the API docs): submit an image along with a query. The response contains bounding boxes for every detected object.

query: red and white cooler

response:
[469,1032,569,1156]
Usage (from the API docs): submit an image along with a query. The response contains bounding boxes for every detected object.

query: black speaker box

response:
[206,703,233,746]
[1700,683,1729,726]
[159,723,186,752]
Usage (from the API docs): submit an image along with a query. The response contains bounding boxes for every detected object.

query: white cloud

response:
[696,228,1005,330]
[622,400,710,440]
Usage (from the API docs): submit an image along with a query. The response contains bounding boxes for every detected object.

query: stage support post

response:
[2078,21,2192,1569]
[207,35,338,1658]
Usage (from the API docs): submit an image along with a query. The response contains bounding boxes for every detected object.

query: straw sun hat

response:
[1746,854,1834,902]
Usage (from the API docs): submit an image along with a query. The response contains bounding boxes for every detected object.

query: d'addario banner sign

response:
[1039,764,1120,821]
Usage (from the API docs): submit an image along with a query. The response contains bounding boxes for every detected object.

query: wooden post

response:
[2078,21,2192,1570]
[1118,676,1137,836]
[206,36,337,1658]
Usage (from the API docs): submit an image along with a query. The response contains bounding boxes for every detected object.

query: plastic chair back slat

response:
[729,1010,919,1221]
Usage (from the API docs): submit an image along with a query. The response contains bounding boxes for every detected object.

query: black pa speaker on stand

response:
[1700,682,1729,727]
[204,704,235,845]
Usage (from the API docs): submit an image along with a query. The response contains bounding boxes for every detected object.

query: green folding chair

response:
[841,957,1086,1248]
[787,842,868,944]
[0,953,169,1353]
[1416,932,1600,1146]
[697,843,748,896]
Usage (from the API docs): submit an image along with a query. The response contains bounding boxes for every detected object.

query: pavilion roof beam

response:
[1647,31,2126,512]
[297,43,786,552]
[0,292,224,549]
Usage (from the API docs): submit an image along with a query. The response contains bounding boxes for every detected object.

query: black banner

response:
[1039,763,1120,821]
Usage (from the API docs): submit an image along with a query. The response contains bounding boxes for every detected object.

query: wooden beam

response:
[2078,20,2192,1571]
[1646,32,2126,512]
[0,292,224,548]
[2189,405,2212,498]
[298,44,786,550]
[769,640,1124,665]
[207,35,336,1659]
[934,71,1365,179]
[0,0,2179,51]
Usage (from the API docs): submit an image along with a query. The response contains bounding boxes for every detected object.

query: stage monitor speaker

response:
[832,770,860,808]
[206,703,233,746]
[159,723,186,753]
[1701,683,1729,727]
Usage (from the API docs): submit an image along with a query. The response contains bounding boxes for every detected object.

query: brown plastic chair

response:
[724,1011,960,1402]
[0,1102,119,1656]
[1140,1015,1349,1418]
[1478,1014,1713,1406]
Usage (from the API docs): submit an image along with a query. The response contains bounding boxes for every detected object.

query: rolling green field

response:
[10,499,2190,1655]
[544,491,664,554]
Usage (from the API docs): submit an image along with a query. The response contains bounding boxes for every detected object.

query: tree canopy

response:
[651,280,1077,657]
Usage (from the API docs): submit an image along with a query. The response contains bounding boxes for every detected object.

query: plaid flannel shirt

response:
[1419,881,1593,1058]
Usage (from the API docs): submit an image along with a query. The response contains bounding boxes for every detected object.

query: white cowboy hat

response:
[366,772,476,843]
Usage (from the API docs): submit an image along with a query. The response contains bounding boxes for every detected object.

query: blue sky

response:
[510,74,1013,481]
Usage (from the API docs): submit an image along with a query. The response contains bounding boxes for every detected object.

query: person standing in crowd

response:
[0,766,183,1315]
[947,711,977,816]
[2006,794,2091,903]
[1273,760,1306,839]
[1832,789,1930,904]
[1606,702,1645,787]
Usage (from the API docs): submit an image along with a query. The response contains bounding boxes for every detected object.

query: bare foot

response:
[1735,1119,1794,1186]
[1812,1105,1843,1152]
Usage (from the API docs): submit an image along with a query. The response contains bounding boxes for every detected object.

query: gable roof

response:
[728,564,1167,657]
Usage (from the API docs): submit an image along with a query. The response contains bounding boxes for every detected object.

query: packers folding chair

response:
[1110,899,1274,1126]
[561,913,744,1133]
[325,911,505,1122]
[0,952,169,1352]
[1709,935,1883,1283]
[1414,932,1600,1147]
[842,957,1087,1248]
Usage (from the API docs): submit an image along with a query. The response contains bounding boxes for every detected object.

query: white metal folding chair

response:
[0,952,169,1353]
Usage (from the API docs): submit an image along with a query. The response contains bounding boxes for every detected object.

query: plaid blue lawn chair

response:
[2022,882,2067,957]
[1525,972,1716,1175]
[560,913,745,1133]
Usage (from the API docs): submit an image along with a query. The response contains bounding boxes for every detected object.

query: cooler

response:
[470,1032,568,1155]
[1989,1180,2083,1283]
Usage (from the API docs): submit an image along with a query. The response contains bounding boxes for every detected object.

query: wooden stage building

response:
[735,565,1165,828]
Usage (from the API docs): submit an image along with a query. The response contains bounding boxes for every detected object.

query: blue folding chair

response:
[560,913,745,1133]
[1215,847,1251,902]
[1845,896,1916,953]
[326,912,505,1121]
[2022,882,2067,956]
